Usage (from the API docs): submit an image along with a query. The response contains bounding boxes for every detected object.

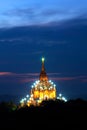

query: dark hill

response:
[0,99,87,129]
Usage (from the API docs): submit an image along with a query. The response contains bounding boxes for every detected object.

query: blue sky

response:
[0,0,87,102]
[0,0,87,27]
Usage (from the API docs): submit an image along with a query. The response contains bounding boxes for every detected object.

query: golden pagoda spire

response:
[39,57,48,81]
[41,57,45,71]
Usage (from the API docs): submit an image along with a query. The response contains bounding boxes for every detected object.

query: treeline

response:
[0,98,87,129]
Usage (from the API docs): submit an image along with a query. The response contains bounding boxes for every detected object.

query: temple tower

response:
[19,57,67,107]
[26,57,57,106]
[39,58,48,81]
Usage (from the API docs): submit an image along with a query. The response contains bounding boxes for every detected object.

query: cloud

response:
[0,19,12,28]
[20,78,38,83]
[50,77,76,81]
[0,72,87,84]
[41,9,67,16]
[82,79,87,82]
[0,38,23,43]
[47,73,61,75]
[0,26,68,46]
[1,7,87,27]
[49,76,87,82]
[0,72,60,77]
[2,8,69,18]
[0,7,38,27]
[37,40,67,47]
[79,76,87,82]
[0,72,12,76]
[3,8,35,17]
[0,72,39,83]
[0,72,39,77]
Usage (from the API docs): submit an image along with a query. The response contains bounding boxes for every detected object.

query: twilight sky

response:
[0,0,87,102]
[0,0,87,27]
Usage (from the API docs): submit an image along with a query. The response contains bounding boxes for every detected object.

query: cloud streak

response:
[81,79,87,82]
[1,6,87,27]
[0,72,87,84]
[0,38,23,43]
[41,9,69,16]
[3,8,35,17]
[0,72,12,76]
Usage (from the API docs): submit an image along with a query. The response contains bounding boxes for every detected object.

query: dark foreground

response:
[0,99,87,129]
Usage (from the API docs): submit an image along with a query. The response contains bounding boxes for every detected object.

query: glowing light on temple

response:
[42,57,45,62]
[57,93,67,102]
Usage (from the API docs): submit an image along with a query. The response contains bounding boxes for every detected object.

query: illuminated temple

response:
[20,58,57,107]
[20,58,67,107]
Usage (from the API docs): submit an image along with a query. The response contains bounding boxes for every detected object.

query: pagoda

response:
[26,58,56,106]
[20,58,57,107]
